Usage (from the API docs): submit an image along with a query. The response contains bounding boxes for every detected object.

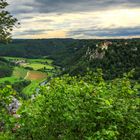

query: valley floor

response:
[0,56,58,95]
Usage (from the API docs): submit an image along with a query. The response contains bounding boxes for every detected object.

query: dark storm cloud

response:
[68,26,140,37]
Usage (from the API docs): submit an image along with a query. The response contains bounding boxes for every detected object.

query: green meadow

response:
[0,56,56,96]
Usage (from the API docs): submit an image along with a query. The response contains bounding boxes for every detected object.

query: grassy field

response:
[12,67,28,78]
[28,58,53,64]
[0,67,27,84]
[22,63,53,70]
[0,77,21,84]
[22,81,41,95]
[4,56,54,70]
[0,57,55,96]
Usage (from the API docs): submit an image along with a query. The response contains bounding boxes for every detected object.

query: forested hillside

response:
[0,38,140,80]
[64,39,140,80]
[0,39,80,64]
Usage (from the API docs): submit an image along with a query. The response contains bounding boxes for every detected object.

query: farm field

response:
[12,67,28,78]
[22,63,53,70]
[25,71,47,81]
[4,57,53,64]
[4,56,54,70]
[28,58,53,64]
[0,56,56,97]
[0,67,28,84]
[22,80,42,95]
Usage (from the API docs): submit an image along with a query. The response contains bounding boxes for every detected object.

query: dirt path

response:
[24,71,29,79]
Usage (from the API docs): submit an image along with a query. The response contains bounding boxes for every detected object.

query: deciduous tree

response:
[0,0,18,42]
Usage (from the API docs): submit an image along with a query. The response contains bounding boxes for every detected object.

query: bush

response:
[16,71,140,140]
[0,86,18,133]
[0,65,13,78]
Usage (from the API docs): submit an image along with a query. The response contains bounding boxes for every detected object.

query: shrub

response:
[16,71,140,140]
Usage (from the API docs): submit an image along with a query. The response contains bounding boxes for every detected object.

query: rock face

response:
[85,41,112,61]
[85,47,105,60]
[132,47,138,51]
[99,41,112,50]
[7,97,21,115]
[0,96,21,132]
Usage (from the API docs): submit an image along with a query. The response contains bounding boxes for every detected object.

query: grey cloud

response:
[7,0,140,15]
[7,0,35,15]
[68,26,140,37]
[6,0,140,38]
[15,29,54,36]
[34,0,140,13]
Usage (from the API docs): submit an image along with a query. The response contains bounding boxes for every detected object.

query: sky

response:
[7,0,140,39]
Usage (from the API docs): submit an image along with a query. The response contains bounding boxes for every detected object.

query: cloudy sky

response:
[7,0,140,39]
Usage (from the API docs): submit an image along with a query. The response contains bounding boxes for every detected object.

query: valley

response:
[0,56,58,96]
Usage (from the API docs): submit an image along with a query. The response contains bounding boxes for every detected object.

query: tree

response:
[0,0,18,42]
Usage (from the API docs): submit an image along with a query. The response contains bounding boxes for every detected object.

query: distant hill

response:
[64,39,140,80]
[0,38,140,80]
[0,39,80,64]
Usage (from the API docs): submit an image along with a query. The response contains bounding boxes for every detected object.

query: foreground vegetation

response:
[0,70,140,139]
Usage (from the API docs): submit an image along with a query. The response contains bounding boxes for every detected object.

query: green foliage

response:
[16,71,140,140]
[0,77,19,84]
[0,0,18,42]
[0,86,17,130]
[0,64,13,77]
[0,39,139,80]
[66,39,140,80]
[0,132,14,140]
